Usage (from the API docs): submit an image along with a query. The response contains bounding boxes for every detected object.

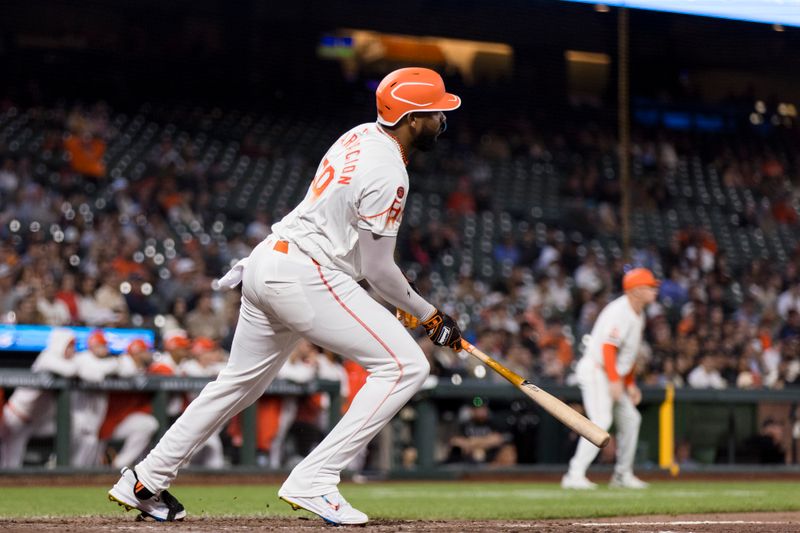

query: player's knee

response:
[593,415,613,431]
[405,352,430,385]
[141,415,160,436]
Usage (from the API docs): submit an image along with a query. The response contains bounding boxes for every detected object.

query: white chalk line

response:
[575,520,791,527]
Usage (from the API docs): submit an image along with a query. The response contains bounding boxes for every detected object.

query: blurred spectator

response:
[574,252,603,295]
[446,399,515,465]
[777,285,800,320]
[55,272,81,323]
[64,132,106,178]
[36,277,71,326]
[687,354,727,389]
[185,292,228,341]
[737,418,787,464]
[161,297,190,336]
[493,234,520,265]
[95,270,128,321]
[446,176,476,214]
[77,274,119,326]
[777,309,800,340]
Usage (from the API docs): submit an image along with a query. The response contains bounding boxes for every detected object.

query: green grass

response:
[0,481,797,520]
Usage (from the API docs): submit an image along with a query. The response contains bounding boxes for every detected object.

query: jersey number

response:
[311,159,335,198]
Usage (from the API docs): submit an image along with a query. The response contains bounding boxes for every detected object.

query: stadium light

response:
[562,1,800,27]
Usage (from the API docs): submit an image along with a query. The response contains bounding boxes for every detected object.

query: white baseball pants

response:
[566,356,642,478]
[0,393,56,468]
[136,237,429,495]
[110,412,160,469]
[1,405,40,468]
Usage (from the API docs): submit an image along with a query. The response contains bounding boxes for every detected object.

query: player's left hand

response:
[422,309,462,351]
[626,384,642,406]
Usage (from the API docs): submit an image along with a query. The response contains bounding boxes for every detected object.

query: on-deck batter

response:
[108,67,463,525]
[561,268,658,490]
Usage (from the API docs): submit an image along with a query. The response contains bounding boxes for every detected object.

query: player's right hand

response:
[422,309,462,351]
[396,307,420,329]
[610,380,624,402]
[626,383,642,406]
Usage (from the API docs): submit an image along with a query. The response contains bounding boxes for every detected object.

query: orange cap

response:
[88,330,107,346]
[623,268,660,291]
[376,67,461,126]
[164,329,191,351]
[127,339,148,354]
[191,336,217,355]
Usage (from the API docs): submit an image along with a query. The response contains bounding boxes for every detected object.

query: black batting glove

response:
[422,309,462,351]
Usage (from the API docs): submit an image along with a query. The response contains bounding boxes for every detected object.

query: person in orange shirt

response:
[64,132,106,178]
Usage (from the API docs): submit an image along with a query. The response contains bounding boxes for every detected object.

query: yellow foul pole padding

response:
[658,383,679,476]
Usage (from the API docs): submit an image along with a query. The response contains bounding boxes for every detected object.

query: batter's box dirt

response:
[0,512,798,532]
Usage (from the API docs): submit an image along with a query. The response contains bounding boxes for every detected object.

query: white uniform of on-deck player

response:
[563,268,658,490]
[584,297,644,377]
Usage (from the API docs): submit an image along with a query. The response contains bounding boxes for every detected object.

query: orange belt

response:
[273,240,289,254]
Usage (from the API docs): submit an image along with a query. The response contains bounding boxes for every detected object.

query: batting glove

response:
[422,309,462,351]
[396,307,420,329]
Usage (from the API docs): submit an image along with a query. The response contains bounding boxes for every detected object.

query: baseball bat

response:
[460,339,610,448]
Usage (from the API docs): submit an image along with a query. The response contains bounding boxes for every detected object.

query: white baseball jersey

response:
[5,329,77,421]
[583,295,644,377]
[72,351,122,422]
[271,122,408,280]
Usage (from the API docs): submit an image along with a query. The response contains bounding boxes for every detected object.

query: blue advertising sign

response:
[0,325,155,354]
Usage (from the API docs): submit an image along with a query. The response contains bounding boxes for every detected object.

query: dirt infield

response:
[1,512,798,532]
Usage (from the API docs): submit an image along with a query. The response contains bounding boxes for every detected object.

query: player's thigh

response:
[220,292,300,382]
[613,394,641,427]
[299,268,427,376]
[579,369,612,429]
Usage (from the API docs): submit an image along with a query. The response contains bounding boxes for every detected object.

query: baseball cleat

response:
[108,467,187,521]
[609,472,650,489]
[560,473,598,490]
[278,490,368,525]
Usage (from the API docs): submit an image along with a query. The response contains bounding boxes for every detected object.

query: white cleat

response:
[609,472,650,489]
[279,489,369,525]
[108,467,187,521]
[560,473,598,490]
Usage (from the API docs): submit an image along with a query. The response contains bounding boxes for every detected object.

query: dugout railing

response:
[0,371,797,472]
[0,370,341,468]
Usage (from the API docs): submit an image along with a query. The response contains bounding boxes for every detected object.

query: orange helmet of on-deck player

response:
[375,67,461,126]
[622,268,660,291]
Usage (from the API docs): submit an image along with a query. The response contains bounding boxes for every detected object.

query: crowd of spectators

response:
[1,100,800,399]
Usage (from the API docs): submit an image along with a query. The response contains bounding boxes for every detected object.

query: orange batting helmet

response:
[376,67,461,126]
[622,268,660,291]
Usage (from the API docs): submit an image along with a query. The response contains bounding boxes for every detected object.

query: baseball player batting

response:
[108,67,463,525]
[561,268,659,490]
